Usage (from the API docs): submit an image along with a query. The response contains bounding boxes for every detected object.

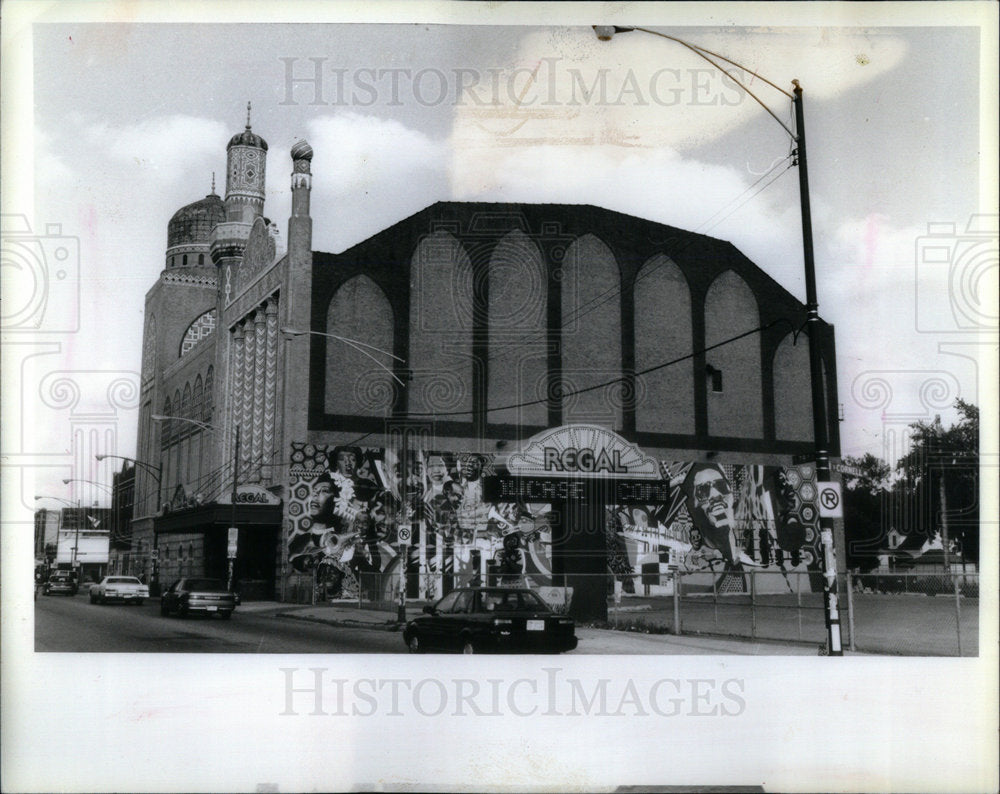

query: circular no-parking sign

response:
[397,526,412,544]
[818,482,843,518]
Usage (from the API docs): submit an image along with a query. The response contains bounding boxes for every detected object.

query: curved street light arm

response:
[95,454,162,485]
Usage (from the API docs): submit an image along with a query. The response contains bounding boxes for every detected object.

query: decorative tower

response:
[288,139,313,261]
[210,102,268,271]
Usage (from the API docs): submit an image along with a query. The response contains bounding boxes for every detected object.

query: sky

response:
[3,5,996,514]
[1,3,998,793]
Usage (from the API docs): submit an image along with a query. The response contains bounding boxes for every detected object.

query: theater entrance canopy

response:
[483,424,666,621]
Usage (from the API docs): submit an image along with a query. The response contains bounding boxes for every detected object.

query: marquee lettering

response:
[542,446,627,474]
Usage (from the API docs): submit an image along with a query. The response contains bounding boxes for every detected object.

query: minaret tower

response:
[210,102,268,269]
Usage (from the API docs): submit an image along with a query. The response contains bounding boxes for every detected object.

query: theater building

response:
[129,113,842,618]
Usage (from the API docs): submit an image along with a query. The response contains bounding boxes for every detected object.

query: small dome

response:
[291,140,313,161]
[228,126,268,151]
[167,194,226,249]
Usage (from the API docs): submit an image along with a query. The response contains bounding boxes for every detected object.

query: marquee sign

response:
[482,476,676,505]
[506,425,661,480]
[219,484,282,506]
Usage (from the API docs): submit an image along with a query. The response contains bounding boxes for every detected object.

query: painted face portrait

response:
[334,450,358,477]
[692,468,734,531]
[308,480,333,519]
[459,454,483,481]
[444,482,465,508]
[427,457,447,484]
[683,463,739,566]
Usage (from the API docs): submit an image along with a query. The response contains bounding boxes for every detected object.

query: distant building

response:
[130,108,841,618]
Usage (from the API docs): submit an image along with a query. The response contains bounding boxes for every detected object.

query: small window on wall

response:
[188,543,194,560]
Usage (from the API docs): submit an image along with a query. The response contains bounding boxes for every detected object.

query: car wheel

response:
[220,611,232,620]
[135,599,144,606]
[407,634,421,654]
[160,602,169,616]
[90,592,97,604]
[461,637,476,655]
[179,605,188,618]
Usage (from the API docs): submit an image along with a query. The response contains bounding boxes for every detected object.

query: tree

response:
[841,452,893,571]
[894,400,980,565]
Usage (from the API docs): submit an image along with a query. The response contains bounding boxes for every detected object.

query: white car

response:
[90,576,149,605]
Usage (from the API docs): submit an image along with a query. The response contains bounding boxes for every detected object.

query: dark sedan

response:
[43,571,78,596]
[160,578,236,619]
[403,587,578,654]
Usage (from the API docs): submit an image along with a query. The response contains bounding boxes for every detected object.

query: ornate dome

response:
[228,125,268,151]
[291,140,313,161]
[167,193,226,249]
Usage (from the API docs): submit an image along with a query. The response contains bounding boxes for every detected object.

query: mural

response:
[286,442,822,601]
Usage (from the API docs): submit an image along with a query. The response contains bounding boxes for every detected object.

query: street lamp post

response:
[96,453,163,590]
[594,25,843,654]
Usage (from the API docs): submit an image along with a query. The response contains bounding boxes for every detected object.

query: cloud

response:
[84,115,229,184]
[304,113,449,251]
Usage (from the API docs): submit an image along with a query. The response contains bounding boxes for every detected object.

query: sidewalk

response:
[242,600,857,655]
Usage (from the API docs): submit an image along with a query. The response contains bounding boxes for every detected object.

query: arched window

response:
[634,255,694,434]
[181,382,192,420]
[324,275,395,416]
[182,255,188,266]
[704,270,762,438]
[162,398,173,446]
[204,366,214,421]
[408,233,473,417]
[180,310,217,357]
[560,234,622,429]
[198,254,204,265]
[192,375,204,422]
[488,230,547,427]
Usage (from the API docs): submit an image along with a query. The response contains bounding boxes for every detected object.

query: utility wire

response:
[405,317,793,418]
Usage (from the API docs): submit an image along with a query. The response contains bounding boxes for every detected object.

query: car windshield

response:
[479,590,550,612]
[185,579,226,591]
[107,577,141,584]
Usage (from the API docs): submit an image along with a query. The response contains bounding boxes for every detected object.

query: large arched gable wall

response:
[307,204,839,457]
[324,275,395,417]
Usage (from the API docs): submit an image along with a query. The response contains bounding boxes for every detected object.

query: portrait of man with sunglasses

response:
[681,462,749,569]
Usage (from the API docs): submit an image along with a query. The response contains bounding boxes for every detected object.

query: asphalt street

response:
[34,591,405,653]
[34,589,828,654]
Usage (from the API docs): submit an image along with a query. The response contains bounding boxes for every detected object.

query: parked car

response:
[90,576,149,604]
[43,570,78,597]
[402,587,578,654]
[160,578,236,619]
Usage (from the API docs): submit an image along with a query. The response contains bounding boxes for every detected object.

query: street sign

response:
[818,482,843,518]
[227,527,239,558]
[397,526,411,545]
[834,462,863,477]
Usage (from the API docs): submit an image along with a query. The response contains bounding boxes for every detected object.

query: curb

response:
[276,611,404,632]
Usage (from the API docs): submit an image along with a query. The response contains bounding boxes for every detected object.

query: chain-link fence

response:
[607,570,829,645]
[290,567,979,655]
[845,571,978,656]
